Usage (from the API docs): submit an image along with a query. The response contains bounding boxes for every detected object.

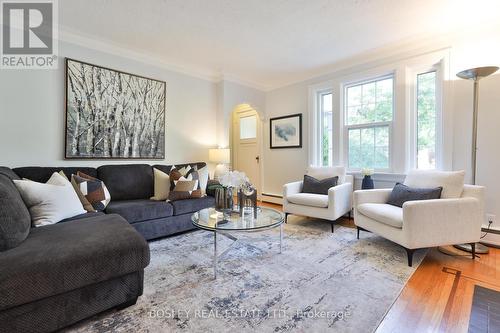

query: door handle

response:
[255,156,260,163]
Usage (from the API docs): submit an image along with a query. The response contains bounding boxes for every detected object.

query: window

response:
[416,71,437,169]
[240,115,257,139]
[318,90,333,166]
[345,75,393,170]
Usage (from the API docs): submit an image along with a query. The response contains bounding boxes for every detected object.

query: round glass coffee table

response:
[192,207,284,278]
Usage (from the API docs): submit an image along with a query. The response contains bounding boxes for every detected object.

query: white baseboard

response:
[261,193,283,205]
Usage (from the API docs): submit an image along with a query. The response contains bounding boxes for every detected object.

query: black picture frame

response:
[64,58,166,159]
[270,113,302,149]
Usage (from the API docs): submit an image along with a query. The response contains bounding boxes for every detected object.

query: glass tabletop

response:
[191,207,284,231]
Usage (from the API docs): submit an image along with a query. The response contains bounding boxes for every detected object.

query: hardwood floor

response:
[376,246,500,333]
[259,201,500,333]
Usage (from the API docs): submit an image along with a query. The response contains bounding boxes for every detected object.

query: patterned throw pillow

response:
[71,172,111,211]
[169,167,202,201]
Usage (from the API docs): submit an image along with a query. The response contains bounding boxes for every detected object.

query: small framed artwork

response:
[270,113,302,149]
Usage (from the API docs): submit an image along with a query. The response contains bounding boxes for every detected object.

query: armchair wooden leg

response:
[470,243,476,260]
[331,222,334,233]
[405,248,415,267]
[284,213,289,224]
[357,226,360,239]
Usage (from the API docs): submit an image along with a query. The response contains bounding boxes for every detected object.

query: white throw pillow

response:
[307,166,346,184]
[197,165,209,196]
[403,170,465,199]
[150,168,170,201]
[14,172,86,227]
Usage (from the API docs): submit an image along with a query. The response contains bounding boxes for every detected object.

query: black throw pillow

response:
[387,182,443,208]
[302,175,338,195]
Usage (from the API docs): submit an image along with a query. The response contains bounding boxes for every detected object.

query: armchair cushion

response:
[302,175,338,195]
[286,193,328,208]
[387,182,442,207]
[404,170,465,198]
[357,203,403,228]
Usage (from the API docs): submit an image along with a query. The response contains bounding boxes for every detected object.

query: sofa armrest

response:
[403,197,482,247]
[283,181,303,198]
[353,188,392,206]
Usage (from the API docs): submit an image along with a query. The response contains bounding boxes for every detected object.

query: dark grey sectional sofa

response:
[12,162,215,240]
[0,162,215,333]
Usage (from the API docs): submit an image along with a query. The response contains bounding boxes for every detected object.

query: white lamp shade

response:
[209,148,230,164]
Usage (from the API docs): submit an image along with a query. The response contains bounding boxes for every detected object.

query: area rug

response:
[66,216,424,333]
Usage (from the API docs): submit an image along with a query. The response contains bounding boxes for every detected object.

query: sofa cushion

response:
[97,164,153,200]
[404,169,465,199]
[286,193,329,208]
[0,174,31,251]
[12,167,97,183]
[0,214,150,311]
[357,203,403,228]
[59,211,105,223]
[105,199,173,223]
[170,196,215,215]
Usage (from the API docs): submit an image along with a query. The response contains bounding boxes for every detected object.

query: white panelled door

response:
[232,108,261,196]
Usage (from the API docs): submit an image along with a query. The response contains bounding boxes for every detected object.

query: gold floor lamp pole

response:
[454,66,498,255]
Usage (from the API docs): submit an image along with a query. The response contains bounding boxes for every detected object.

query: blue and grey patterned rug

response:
[67,216,424,333]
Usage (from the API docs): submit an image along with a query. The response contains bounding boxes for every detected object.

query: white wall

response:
[216,80,265,147]
[0,40,217,168]
[263,82,309,195]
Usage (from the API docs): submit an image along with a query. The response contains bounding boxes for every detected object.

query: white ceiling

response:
[59,0,500,90]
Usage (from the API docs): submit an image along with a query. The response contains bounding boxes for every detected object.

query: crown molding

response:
[58,25,271,92]
[219,73,269,92]
[56,25,493,93]
[266,32,454,91]
[58,25,221,83]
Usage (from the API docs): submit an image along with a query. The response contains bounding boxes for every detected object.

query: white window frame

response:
[407,61,444,170]
[308,81,334,167]
[343,73,395,172]
[306,49,451,175]
[317,89,334,166]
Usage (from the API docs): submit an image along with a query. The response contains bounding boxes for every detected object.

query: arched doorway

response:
[231,103,263,197]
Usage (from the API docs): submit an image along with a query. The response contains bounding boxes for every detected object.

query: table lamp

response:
[209,148,230,180]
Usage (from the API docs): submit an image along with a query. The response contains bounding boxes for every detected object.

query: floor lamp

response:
[454,66,499,255]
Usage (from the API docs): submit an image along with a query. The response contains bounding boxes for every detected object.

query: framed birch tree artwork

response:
[65,58,166,159]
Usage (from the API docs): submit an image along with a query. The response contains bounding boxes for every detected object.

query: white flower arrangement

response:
[361,168,374,176]
[219,170,249,189]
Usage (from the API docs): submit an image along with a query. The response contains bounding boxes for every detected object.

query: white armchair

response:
[354,170,485,266]
[283,166,353,232]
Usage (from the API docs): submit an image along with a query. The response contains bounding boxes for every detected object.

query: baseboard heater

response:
[261,193,283,205]
[480,226,500,248]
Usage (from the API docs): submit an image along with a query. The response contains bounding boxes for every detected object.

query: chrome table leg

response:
[214,230,217,279]
[280,223,283,254]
